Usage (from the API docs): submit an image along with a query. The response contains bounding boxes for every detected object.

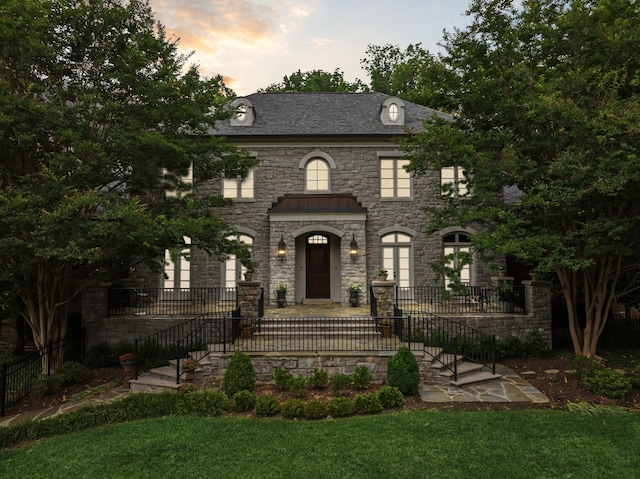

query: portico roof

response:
[268,194,367,215]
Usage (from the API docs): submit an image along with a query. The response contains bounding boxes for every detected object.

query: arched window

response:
[381,232,412,287]
[443,232,472,288]
[305,158,330,192]
[224,234,253,288]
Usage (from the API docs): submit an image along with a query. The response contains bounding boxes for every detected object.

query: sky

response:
[149,0,472,96]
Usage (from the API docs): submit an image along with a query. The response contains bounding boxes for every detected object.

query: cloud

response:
[150,0,280,56]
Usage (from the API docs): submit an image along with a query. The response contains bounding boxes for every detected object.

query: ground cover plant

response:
[1,411,638,478]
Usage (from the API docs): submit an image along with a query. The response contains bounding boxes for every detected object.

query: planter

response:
[349,290,359,307]
[380,324,392,338]
[241,326,253,339]
[184,370,194,382]
[244,272,254,281]
[276,290,286,308]
[378,274,388,281]
[499,300,515,313]
[121,362,133,389]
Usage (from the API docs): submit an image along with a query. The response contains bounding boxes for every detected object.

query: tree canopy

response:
[259,68,367,93]
[403,0,640,357]
[0,0,254,352]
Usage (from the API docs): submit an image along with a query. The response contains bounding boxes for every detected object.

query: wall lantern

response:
[277,235,287,258]
[349,234,358,258]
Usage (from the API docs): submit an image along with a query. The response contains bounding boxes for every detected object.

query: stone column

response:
[372,280,396,318]
[237,280,261,321]
[522,279,553,348]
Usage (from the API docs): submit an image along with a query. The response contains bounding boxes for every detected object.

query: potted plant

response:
[240,319,254,339]
[276,283,287,308]
[182,358,200,381]
[242,260,257,281]
[378,268,388,280]
[496,283,517,313]
[348,283,360,307]
[119,352,135,388]
[379,318,393,338]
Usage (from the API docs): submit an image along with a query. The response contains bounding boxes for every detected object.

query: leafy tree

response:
[361,43,456,111]
[259,68,367,93]
[403,0,640,357]
[0,0,255,361]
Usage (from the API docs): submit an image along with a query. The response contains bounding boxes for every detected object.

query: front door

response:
[306,235,330,298]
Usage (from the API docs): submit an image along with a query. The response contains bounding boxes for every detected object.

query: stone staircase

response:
[129,352,210,392]
[425,346,501,386]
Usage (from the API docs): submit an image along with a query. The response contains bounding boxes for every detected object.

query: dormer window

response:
[230,98,254,126]
[380,97,405,125]
[388,103,399,122]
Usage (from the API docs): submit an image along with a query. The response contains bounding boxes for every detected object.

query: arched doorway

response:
[306,234,330,298]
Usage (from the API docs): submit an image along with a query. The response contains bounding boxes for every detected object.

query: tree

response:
[361,43,456,111]
[259,68,367,93]
[0,0,255,361]
[403,0,640,357]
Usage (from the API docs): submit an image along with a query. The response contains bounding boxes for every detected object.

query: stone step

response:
[438,361,484,378]
[430,353,465,369]
[424,346,443,358]
[129,374,180,392]
[449,370,502,387]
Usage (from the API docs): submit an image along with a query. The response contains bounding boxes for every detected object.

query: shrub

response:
[85,342,118,367]
[496,335,526,359]
[330,373,352,396]
[32,362,89,398]
[378,385,405,408]
[629,365,640,389]
[232,390,256,412]
[570,355,601,379]
[522,330,549,357]
[352,365,373,389]
[304,399,328,420]
[255,394,280,416]
[387,347,420,395]
[354,393,383,415]
[582,368,632,399]
[307,368,329,388]
[280,399,306,419]
[273,366,294,390]
[328,396,354,417]
[287,375,308,397]
[425,331,449,348]
[222,352,255,397]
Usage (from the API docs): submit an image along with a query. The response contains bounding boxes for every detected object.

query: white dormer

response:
[230,98,255,126]
[380,97,405,126]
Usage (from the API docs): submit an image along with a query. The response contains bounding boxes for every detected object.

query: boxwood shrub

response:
[328,396,354,418]
[255,394,280,416]
[353,393,383,415]
[304,399,328,420]
[222,352,256,396]
[378,385,405,408]
[387,347,420,394]
[280,398,306,419]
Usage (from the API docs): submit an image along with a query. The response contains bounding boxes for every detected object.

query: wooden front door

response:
[306,242,330,298]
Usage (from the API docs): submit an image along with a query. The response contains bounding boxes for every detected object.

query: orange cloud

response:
[150,0,280,55]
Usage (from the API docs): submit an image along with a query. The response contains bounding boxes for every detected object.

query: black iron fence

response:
[1,337,83,416]
[108,287,237,316]
[396,285,525,315]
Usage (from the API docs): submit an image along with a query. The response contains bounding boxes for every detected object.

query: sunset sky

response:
[149,0,472,95]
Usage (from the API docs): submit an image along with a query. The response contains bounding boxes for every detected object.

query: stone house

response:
[164,92,495,306]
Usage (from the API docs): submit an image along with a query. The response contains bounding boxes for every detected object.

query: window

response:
[380,97,405,125]
[443,232,472,288]
[381,233,412,287]
[164,236,191,290]
[380,158,411,198]
[223,169,254,199]
[305,158,330,192]
[163,164,193,199]
[224,234,253,288]
[307,234,328,244]
[441,166,469,197]
[388,103,399,122]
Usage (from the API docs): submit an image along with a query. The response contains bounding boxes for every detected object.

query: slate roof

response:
[213,92,450,137]
[268,194,368,215]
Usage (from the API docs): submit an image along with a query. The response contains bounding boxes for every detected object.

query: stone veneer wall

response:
[199,351,430,389]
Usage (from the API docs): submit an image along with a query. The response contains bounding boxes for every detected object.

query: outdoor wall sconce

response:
[349,234,358,258]
[277,235,287,258]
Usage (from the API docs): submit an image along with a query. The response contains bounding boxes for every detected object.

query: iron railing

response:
[370,286,378,316]
[1,336,83,416]
[108,287,237,316]
[396,285,525,315]
[394,312,495,381]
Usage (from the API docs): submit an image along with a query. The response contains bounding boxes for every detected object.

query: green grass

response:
[1,410,639,479]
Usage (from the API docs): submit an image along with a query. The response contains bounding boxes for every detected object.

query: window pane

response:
[223,178,237,198]
[240,170,254,198]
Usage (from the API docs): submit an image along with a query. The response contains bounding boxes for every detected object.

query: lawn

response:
[1,410,638,479]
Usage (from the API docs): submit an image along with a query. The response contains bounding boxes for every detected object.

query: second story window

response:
[441,166,470,198]
[380,157,411,199]
[305,158,330,192]
[223,169,254,200]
